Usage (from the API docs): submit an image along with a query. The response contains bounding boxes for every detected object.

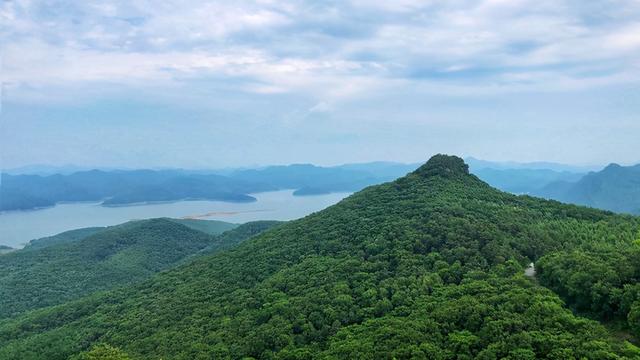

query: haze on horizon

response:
[1,0,640,169]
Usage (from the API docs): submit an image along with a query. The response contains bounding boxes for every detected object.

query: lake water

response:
[0,190,350,248]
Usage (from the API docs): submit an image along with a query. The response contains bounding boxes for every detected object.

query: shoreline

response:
[0,196,260,213]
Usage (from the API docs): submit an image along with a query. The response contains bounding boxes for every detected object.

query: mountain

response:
[466,156,602,173]
[22,219,236,250]
[229,162,418,196]
[2,159,600,212]
[0,218,275,320]
[2,155,640,359]
[1,163,414,212]
[2,164,111,176]
[536,163,640,214]
[472,168,584,194]
[0,170,272,211]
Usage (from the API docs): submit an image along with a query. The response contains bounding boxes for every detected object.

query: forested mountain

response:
[167,218,239,235]
[0,219,276,320]
[2,155,640,359]
[536,163,640,214]
[23,227,106,250]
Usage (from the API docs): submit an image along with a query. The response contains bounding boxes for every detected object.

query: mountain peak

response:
[603,163,622,171]
[413,154,469,178]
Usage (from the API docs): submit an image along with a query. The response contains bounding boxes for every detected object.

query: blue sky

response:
[1,0,640,168]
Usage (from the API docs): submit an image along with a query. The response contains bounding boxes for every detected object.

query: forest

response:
[0,219,278,320]
[1,155,640,359]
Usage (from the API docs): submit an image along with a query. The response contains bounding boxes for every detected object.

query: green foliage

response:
[0,219,275,320]
[71,344,132,360]
[23,227,105,250]
[536,226,640,335]
[1,155,639,359]
[167,218,238,235]
[0,219,215,319]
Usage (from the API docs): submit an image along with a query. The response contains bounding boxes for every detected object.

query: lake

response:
[0,190,350,248]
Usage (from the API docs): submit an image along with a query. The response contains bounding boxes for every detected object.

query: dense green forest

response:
[0,219,277,320]
[23,227,106,250]
[1,155,640,359]
[167,218,239,235]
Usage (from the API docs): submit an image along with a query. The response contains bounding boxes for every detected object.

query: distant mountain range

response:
[0,163,416,212]
[534,163,640,214]
[3,158,640,215]
[465,157,602,173]
[0,170,270,211]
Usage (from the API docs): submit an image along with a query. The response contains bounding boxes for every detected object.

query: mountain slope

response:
[167,218,239,235]
[0,219,217,319]
[0,218,278,322]
[536,163,640,214]
[23,227,106,250]
[1,155,639,359]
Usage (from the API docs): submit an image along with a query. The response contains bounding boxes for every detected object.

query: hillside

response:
[22,219,236,250]
[23,227,106,250]
[1,155,640,359]
[167,218,239,235]
[536,163,640,214]
[0,219,273,320]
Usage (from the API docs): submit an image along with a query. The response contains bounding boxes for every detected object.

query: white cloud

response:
[2,0,640,104]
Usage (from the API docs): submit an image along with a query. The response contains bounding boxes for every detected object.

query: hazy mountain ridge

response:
[535,163,640,214]
[3,158,639,217]
[0,163,413,212]
[0,170,272,212]
[2,155,640,359]
[0,159,596,213]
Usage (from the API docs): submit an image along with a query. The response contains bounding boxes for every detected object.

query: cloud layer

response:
[3,0,640,100]
[1,0,640,167]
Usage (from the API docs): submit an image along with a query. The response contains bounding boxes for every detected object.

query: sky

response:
[1,0,640,169]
